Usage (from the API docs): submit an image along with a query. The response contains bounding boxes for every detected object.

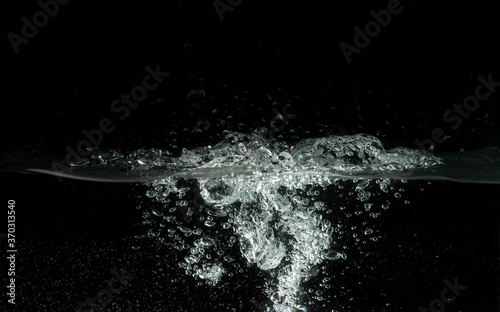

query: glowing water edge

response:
[138,129,442,312]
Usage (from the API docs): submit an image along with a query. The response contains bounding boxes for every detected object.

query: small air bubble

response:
[151,209,163,217]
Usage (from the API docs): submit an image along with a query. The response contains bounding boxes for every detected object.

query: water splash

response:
[136,129,443,311]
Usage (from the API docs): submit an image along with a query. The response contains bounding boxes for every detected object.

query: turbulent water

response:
[4,129,500,311]
[17,129,500,184]
[133,130,445,311]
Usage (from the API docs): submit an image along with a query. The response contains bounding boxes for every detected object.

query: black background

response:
[2,0,500,151]
[1,1,500,312]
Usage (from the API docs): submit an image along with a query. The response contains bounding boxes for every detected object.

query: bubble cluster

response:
[136,129,442,311]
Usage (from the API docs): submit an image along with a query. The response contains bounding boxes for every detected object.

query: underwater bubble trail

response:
[133,129,446,311]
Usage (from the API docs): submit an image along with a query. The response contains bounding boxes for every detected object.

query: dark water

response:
[3,172,500,312]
